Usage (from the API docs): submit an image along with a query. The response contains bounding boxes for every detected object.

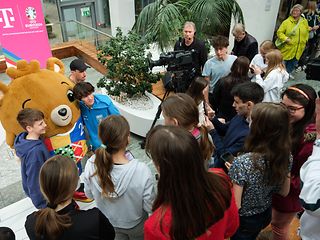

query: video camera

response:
[149,50,195,71]
[149,50,196,92]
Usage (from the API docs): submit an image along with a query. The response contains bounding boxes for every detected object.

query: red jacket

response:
[272,123,316,213]
[144,173,239,240]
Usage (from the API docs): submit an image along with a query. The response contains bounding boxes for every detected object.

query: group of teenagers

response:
[7,73,320,240]
[3,14,320,240]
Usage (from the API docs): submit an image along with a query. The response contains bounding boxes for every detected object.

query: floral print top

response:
[229,152,292,216]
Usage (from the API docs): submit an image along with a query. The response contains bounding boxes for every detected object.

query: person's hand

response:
[225,161,232,170]
[204,116,214,131]
[316,98,320,138]
[313,25,319,30]
[251,65,262,75]
[218,118,226,124]
[206,104,215,119]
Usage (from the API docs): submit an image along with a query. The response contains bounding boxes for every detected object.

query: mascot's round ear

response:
[6,60,40,79]
[47,57,65,75]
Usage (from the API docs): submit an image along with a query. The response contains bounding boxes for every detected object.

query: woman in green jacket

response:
[277,4,310,75]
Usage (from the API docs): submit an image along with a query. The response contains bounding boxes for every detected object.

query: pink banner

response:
[0,0,52,67]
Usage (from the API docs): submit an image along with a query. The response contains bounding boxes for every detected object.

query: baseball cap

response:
[70,59,91,72]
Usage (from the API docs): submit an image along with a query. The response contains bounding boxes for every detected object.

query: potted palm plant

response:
[134,0,244,50]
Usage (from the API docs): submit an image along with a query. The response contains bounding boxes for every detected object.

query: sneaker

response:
[295,66,302,72]
[289,74,295,80]
[73,191,94,203]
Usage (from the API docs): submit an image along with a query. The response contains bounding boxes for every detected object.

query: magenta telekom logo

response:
[0,8,15,28]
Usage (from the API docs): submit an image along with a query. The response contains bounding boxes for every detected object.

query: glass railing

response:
[0,20,112,61]
[46,19,112,49]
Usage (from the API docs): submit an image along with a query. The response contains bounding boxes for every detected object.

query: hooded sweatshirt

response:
[79,94,120,151]
[14,132,51,209]
[254,67,289,103]
[83,155,155,228]
[299,144,320,240]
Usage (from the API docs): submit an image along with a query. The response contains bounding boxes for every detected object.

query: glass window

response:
[135,0,155,18]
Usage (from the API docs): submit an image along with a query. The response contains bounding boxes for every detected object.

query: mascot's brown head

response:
[0,57,80,147]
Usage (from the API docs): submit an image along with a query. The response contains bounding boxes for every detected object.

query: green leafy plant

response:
[134,0,244,50]
[97,28,160,97]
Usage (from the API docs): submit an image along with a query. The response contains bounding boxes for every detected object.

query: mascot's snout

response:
[51,104,72,126]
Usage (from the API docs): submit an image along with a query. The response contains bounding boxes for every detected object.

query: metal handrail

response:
[45,19,113,39]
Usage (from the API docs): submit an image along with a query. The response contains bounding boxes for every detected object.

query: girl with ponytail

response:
[83,115,155,240]
[161,93,215,166]
[25,155,115,240]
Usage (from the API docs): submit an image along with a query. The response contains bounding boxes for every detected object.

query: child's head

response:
[162,93,199,129]
[145,125,230,239]
[281,84,316,124]
[99,115,130,150]
[230,56,250,77]
[245,103,291,185]
[211,35,229,60]
[40,155,79,207]
[186,77,208,105]
[95,115,130,197]
[231,82,264,118]
[259,40,275,58]
[35,155,78,238]
[16,108,46,134]
[0,227,15,240]
[265,49,285,73]
[146,125,204,180]
[249,103,290,142]
[73,82,95,107]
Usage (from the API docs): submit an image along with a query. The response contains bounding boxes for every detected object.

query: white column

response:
[229,0,281,50]
[109,0,135,36]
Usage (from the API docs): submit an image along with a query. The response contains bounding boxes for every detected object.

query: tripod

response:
[140,88,171,149]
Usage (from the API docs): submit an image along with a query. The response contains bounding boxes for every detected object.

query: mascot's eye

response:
[67,90,74,102]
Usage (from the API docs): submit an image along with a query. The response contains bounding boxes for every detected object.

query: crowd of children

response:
[3,5,320,238]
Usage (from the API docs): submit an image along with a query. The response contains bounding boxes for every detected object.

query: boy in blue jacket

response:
[14,108,51,209]
[204,82,264,169]
[73,82,120,151]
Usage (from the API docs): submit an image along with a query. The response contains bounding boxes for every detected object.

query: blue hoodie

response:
[79,94,120,150]
[14,132,51,209]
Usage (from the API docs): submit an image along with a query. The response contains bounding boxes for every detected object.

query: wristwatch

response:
[314,138,320,147]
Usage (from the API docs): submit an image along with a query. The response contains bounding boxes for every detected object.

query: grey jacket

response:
[83,156,155,228]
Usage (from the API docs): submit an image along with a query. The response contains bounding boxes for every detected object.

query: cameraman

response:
[174,21,208,77]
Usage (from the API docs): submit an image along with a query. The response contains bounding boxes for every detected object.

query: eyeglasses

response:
[281,103,304,114]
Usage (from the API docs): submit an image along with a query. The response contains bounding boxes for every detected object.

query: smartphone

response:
[220,152,234,164]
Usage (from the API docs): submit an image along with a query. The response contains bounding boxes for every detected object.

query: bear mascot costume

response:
[0,57,89,201]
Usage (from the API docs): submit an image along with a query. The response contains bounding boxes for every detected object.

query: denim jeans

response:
[284,58,298,74]
[231,207,272,240]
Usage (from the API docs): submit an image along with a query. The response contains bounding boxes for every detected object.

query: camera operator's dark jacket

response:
[174,38,208,76]
[232,32,258,61]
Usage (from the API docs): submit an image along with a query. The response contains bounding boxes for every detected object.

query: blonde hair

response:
[290,4,303,15]
[265,49,285,77]
[306,1,317,14]
[260,40,275,53]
